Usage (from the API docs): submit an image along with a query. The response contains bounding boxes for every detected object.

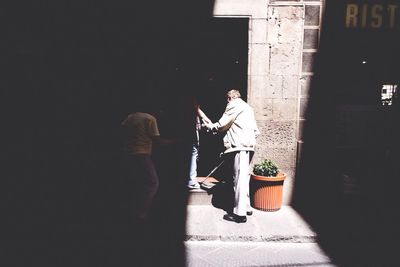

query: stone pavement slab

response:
[185,241,337,267]
[186,205,317,242]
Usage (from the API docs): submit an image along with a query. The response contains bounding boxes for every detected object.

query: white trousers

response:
[232,151,252,216]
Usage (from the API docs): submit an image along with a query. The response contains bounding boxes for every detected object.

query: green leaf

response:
[253,159,279,177]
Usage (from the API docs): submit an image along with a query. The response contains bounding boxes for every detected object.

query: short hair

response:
[226,89,241,99]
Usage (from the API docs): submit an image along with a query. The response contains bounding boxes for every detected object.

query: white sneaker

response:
[187,183,201,189]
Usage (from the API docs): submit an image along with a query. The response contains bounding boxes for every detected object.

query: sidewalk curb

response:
[185,234,317,243]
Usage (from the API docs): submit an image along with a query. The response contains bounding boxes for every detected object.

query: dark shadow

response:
[209,181,234,213]
[203,158,235,213]
[293,0,400,266]
[2,1,215,266]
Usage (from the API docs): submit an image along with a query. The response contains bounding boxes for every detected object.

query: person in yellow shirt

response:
[121,106,175,222]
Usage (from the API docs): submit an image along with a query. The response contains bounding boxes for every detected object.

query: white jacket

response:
[211,98,260,153]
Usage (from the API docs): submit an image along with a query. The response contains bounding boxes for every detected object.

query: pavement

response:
[186,205,316,243]
[185,240,336,267]
[184,200,337,266]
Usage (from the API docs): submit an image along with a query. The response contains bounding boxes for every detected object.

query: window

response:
[381,84,398,106]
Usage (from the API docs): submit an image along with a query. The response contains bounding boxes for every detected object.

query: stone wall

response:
[214,0,323,204]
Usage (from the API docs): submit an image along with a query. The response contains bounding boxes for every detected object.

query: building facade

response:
[213,0,324,204]
[213,0,399,205]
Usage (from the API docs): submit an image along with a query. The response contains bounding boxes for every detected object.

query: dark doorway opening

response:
[178,17,249,177]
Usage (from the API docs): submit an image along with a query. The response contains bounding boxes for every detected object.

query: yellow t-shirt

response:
[121,112,160,155]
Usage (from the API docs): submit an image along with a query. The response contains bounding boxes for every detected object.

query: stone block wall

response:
[214,0,323,204]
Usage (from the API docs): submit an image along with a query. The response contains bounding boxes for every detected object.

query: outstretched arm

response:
[203,103,236,133]
[198,108,211,124]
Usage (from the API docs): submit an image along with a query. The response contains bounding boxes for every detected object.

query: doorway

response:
[180,17,249,177]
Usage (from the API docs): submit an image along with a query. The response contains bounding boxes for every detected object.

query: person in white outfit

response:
[204,89,260,223]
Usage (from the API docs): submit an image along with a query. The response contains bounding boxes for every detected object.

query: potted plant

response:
[250,159,286,211]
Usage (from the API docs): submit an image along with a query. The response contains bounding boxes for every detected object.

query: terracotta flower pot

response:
[250,172,286,212]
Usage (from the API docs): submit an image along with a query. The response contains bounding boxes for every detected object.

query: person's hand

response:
[202,122,218,135]
[202,122,213,131]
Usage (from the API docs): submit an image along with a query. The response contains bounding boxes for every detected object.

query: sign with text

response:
[345,3,398,29]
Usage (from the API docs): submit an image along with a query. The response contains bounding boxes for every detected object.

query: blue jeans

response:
[188,144,199,186]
